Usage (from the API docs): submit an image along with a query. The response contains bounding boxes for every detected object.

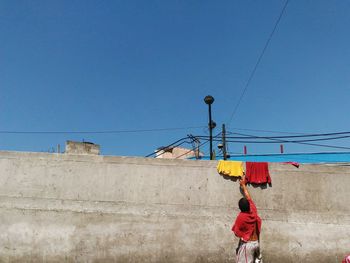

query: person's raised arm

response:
[240,175,252,201]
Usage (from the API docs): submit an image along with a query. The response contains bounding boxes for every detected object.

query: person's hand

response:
[239,175,246,186]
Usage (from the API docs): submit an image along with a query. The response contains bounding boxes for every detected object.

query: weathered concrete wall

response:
[0,151,349,262]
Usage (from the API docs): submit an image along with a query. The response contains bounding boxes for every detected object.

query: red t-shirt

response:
[342,255,350,263]
[232,199,262,242]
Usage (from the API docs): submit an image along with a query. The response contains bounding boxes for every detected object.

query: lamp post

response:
[204,95,215,160]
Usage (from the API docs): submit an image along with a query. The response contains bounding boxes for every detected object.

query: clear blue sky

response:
[1,0,350,157]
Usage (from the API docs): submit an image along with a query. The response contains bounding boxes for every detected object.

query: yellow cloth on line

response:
[217,160,244,177]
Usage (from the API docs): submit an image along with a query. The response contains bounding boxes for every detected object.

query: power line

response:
[229,127,311,135]
[229,132,350,145]
[0,126,206,135]
[149,140,193,158]
[193,128,350,150]
[195,137,350,147]
[224,131,350,151]
[197,131,350,140]
[221,136,350,144]
[175,140,210,159]
[145,136,191,157]
[227,0,290,125]
[147,128,350,159]
[175,132,222,159]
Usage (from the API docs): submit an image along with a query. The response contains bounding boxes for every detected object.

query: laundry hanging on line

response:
[245,162,271,184]
[283,161,300,168]
[217,160,244,177]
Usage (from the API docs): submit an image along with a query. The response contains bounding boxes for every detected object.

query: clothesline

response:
[217,160,276,185]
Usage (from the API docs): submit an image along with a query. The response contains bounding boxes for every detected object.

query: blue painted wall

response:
[192,152,350,163]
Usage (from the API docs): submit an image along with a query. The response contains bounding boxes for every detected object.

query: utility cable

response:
[228,135,350,143]
[0,126,206,135]
[145,137,191,157]
[148,140,193,158]
[175,132,222,159]
[195,131,350,140]
[226,132,350,151]
[227,0,290,125]
[229,132,350,145]
[228,127,310,135]
[175,139,210,159]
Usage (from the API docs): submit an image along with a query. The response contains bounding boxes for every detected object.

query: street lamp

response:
[204,95,215,160]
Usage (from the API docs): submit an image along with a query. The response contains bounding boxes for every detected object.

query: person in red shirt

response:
[342,254,350,263]
[232,176,262,263]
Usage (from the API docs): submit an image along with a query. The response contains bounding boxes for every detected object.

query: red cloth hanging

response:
[245,162,271,184]
[283,161,300,168]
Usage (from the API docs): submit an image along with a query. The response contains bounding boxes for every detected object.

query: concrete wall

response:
[0,151,349,262]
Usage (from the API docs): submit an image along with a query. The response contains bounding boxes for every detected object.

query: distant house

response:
[155,146,203,159]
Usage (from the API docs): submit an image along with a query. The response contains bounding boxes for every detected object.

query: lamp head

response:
[204,95,214,105]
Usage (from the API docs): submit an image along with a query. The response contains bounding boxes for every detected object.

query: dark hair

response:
[238,198,250,212]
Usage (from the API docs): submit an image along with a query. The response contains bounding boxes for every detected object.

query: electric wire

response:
[146,128,350,160]
[145,136,190,157]
[229,127,316,135]
[175,140,209,159]
[227,135,350,143]
[149,140,193,158]
[0,126,206,135]
[175,132,222,159]
[195,132,350,140]
[193,130,350,150]
[229,127,309,135]
[227,0,290,125]
[230,132,350,146]
[226,132,350,151]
